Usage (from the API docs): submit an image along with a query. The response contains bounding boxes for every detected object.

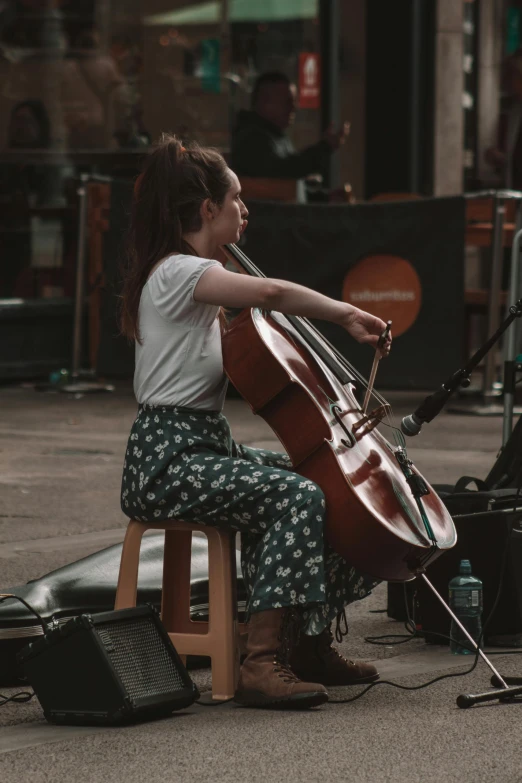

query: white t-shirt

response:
[133,254,227,410]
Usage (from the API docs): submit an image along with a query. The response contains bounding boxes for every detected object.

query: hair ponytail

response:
[120,134,231,342]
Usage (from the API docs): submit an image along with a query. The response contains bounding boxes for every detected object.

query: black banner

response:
[99,186,465,389]
[240,197,466,389]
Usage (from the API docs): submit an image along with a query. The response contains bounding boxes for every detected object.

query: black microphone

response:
[400,412,424,437]
[400,383,457,437]
[401,302,522,436]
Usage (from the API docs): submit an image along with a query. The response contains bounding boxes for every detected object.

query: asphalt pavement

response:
[1,382,521,783]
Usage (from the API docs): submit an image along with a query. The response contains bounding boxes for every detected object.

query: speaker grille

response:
[96,616,186,701]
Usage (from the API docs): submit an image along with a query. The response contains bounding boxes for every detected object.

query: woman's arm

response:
[194,265,390,351]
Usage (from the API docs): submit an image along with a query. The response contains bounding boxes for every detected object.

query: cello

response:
[220,242,456,583]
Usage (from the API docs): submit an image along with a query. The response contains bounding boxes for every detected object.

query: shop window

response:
[0,0,320,300]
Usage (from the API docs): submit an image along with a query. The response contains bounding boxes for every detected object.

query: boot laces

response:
[274,608,302,683]
[331,645,354,666]
[273,658,300,683]
[334,609,349,643]
[329,612,354,665]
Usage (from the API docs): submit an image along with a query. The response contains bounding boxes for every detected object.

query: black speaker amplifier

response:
[19,605,198,725]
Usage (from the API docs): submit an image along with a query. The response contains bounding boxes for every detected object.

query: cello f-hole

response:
[331,405,357,448]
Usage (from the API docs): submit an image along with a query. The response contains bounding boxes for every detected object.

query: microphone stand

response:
[417,566,522,709]
[398,303,522,708]
[408,299,522,428]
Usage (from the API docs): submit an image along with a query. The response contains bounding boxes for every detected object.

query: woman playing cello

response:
[120,134,392,709]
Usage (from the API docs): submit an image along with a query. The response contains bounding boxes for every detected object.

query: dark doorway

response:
[365,0,435,199]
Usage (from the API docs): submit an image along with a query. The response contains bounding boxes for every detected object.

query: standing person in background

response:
[486,49,522,189]
[230,71,349,189]
[61,28,134,149]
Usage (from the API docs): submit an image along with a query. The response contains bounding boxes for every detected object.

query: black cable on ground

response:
[3,490,521,710]
[0,691,35,707]
[330,493,521,704]
[0,594,49,633]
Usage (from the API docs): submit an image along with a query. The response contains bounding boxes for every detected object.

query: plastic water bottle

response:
[448,559,483,655]
[48,368,70,387]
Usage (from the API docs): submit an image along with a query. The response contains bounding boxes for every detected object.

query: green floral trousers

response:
[121,404,379,635]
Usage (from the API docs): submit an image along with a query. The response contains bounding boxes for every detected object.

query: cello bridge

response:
[352,404,391,436]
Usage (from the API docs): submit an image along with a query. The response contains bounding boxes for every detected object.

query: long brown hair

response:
[120,133,231,342]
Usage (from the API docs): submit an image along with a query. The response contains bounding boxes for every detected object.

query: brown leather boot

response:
[234,608,329,709]
[290,626,380,686]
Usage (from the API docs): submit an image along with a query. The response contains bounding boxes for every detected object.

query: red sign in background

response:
[298,53,321,109]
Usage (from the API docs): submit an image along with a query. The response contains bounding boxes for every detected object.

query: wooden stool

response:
[115,519,247,701]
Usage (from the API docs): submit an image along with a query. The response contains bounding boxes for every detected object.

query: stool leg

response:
[115,520,147,610]
[207,531,239,700]
[161,528,192,634]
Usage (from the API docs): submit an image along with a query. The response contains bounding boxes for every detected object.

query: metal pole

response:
[320,0,340,189]
[329,0,340,190]
[409,0,422,193]
[420,574,508,688]
[71,173,89,380]
[515,200,522,350]
[61,173,114,395]
[513,200,522,363]
[483,194,506,398]
[502,226,522,444]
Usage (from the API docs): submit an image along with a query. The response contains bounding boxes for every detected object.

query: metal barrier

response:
[502,227,522,444]
[466,190,522,398]
[62,173,114,394]
[448,190,522,415]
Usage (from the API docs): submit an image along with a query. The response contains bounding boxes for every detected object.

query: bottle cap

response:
[460,559,472,574]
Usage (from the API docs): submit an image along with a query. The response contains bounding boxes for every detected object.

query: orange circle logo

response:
[342,255,422,337]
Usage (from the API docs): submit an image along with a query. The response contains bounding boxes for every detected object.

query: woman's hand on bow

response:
[342,306,392,358]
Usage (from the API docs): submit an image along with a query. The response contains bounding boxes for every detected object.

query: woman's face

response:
[211,170,248,245]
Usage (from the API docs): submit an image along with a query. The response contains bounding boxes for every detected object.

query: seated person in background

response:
[230,71,349,182]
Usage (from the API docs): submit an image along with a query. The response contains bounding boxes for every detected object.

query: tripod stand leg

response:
[419,574,509,688]
[491,674,522,687]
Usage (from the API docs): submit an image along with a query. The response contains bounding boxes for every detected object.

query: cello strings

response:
[224,243,404,450]
[225,244,382,400]
[225,243,403,446]
[224,246,436,545]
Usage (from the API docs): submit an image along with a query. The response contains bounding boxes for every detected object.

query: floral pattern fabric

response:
[121,404,379,635]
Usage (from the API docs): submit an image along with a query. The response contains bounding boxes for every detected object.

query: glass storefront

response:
[0,0,320,302]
